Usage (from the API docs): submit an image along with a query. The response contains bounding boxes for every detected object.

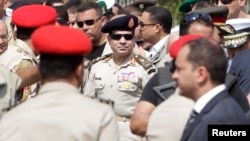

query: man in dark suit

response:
[169,35,248,141]
[230,49,250,102]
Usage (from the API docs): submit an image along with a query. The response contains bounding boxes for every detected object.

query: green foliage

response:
[158,0,184,26]
[81,0,184,26]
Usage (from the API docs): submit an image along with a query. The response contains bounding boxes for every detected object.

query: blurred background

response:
[82,0,250,26]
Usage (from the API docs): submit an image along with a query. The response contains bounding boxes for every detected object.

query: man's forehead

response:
[176,45,190,61]
[79,8,98,16]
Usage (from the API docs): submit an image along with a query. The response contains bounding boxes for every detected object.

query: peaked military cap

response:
[31,25,92,55]
[97,1,108,15]
[179,0,199,13]
[97,0,115,9]
[191,6,235,35]
[102,15,138,33]
[222,19,250,48]
[12,5,57,28]
[129,0,158,10]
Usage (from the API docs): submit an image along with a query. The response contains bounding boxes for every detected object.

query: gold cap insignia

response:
[139,3,144,10]
[128,18,134,29]
[222,32,250,48]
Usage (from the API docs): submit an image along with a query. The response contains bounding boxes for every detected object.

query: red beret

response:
[31,25,92,55]
[169,35,204,59]
[12,5,57,28]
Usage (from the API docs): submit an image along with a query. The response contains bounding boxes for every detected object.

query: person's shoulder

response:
[7,45,34,60]
[234,49,250,61]
[88,53,113,68]
[133,54,157,75]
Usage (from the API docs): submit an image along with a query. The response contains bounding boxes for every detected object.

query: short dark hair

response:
[144,6,172,34]
[192,1,215,11]
[77,2,103,17]
[40,54,83,80]
[186,38,227,84]
[122,5,142,16]
[16,26,36,40]
[179,13,214,36]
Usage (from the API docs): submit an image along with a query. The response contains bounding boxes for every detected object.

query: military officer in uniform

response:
[0,65,40,118]
[84,15,156,141]
[0,25,119,141]
[0,5,57,102]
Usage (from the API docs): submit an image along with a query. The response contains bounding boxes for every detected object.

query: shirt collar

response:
[194,84,226,113]
[147,35,168,58]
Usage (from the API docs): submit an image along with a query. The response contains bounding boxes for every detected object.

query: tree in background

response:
[158,0,183,26]
[82,0,184,26]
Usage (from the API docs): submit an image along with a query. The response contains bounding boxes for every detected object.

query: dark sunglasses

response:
[212,0,234,4]
[110,34,134,40]
[138,21,157,28]
[77,17,101,28]
[182,13,213,25]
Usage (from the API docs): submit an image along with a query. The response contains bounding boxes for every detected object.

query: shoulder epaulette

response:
[134,54,152,69]
[93,53,112,64]
[91,53,113,65]
[83,58,91,68]
[134,54,157,74]
[86,53,113,71]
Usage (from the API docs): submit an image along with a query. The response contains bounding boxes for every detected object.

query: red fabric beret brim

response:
[31,25,92,55]
[169,34,204,59]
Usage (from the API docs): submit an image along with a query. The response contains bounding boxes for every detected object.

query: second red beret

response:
[12,5,57,28]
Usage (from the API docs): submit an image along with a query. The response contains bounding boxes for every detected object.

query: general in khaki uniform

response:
[84,15,156,141]
[0,25,119,141]
[0,5,57,102]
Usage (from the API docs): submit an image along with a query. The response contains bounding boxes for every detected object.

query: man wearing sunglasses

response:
[138,5,172,68]
[84,14,156,141]
[217,0,250,19]
[136,7,249,141]
[190,6,235,44]
[77,2,112,61]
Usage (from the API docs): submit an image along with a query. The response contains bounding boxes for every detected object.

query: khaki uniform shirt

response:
[102,41,113,56]
[0,39,39,100]
[0,66,21,118]
[0,82,119,141]
[84,52,156,117]
[4,16,15,46]
[146,89,194,141]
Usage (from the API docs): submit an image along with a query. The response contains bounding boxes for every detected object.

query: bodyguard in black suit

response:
[169,35,248,141]
[230,49,250,95]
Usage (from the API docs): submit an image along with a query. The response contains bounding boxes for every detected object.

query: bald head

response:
[167,31,179,53]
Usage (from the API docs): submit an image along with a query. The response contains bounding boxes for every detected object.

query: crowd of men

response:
[0,0,250,141]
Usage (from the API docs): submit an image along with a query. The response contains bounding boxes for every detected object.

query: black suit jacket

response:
[181,89,248,141]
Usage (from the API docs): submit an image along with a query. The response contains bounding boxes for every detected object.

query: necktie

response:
[185,109,198,130]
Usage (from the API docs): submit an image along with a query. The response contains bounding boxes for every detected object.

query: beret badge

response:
[128,18,134,29]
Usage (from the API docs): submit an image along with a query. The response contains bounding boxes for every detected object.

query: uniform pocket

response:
[94,80,105,90]
[117,82,137,91]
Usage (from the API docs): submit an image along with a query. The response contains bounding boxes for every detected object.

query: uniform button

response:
[110,85,113,88]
